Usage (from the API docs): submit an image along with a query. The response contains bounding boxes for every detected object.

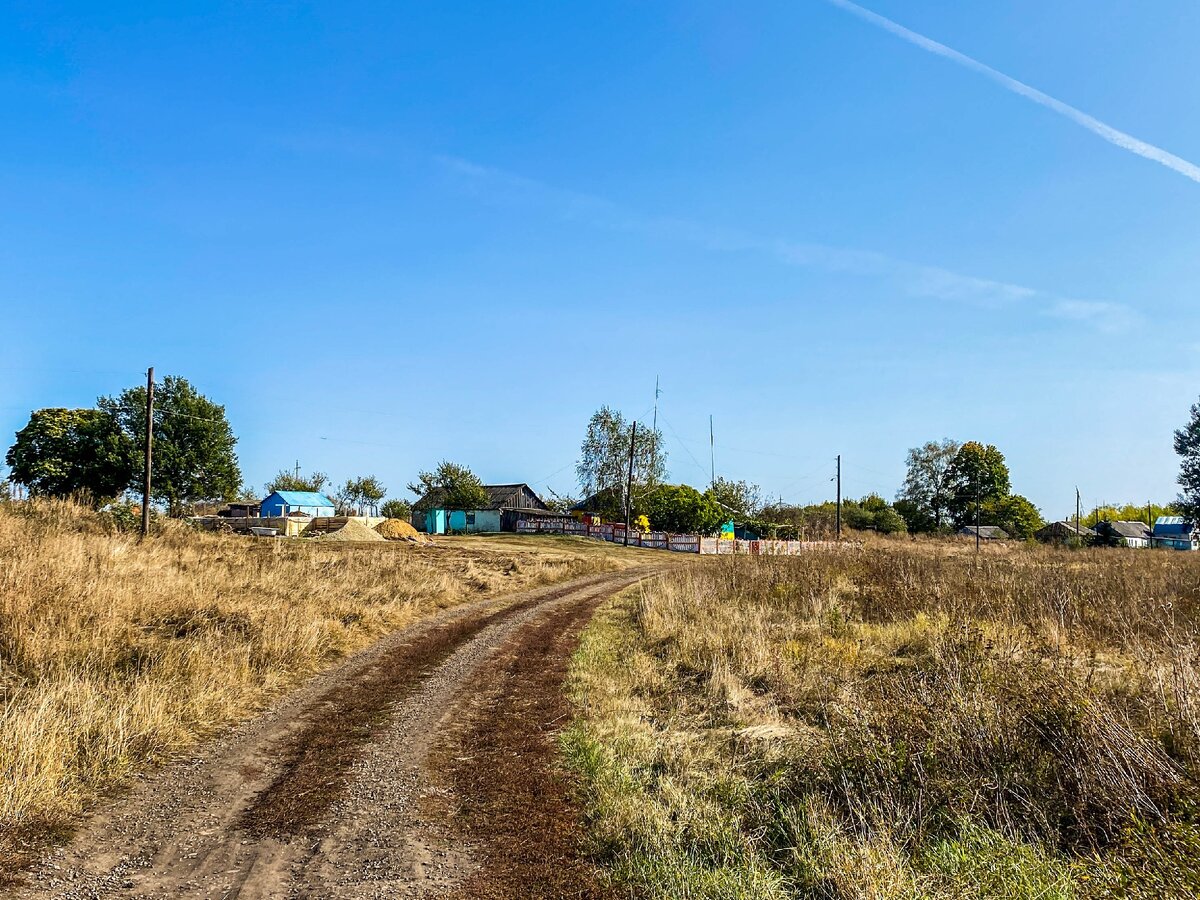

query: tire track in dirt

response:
[11,566,658,900]
[426,582,630,899]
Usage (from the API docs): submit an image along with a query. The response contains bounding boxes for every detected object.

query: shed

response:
[412,483,551,534]
[260,490,336,518]
[957,525,1009,541]
[219,501,261,518]
[1153,516,1199,551]
[1035,520,1096,545]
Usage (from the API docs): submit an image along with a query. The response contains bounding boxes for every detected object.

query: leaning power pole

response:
[624,421,638,547]
[835,454,842,539]
[140,366,155,538]
[1075,487,1081,540]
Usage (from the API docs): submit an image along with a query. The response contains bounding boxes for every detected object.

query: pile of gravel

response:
[375,519,430,542]
[315,519,387,542]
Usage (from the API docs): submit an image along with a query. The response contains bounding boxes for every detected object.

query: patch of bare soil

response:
[10,567,658,900]
[429,588,623,899]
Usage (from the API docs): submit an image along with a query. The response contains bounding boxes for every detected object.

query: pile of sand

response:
[314,519,387,542]
[375,518,431,543]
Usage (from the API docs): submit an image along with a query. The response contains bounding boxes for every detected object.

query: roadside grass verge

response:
[564,545,1200,899]
[0,499,632,871]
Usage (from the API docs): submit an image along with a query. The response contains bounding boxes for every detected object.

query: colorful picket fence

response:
[516,518,836,555]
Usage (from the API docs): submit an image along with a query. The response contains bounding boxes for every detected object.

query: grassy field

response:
[565,541,1200,899]
[0,500,636,871]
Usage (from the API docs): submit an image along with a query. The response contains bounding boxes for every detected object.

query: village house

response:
[1153,516,1200,551]
[412,483,555,534]
[957,525,1009,541]
[1094,520,1153,548]
[1035,520,1096,545]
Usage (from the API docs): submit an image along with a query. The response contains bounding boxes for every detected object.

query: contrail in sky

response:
[823,0,1200,185]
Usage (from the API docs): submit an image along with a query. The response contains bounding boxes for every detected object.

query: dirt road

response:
[13,567,656,899]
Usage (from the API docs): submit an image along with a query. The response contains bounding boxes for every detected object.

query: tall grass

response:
[0,499,626,870]
[565,543,1200,899]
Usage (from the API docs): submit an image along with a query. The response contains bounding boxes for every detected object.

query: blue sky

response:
[2,0,1198,517]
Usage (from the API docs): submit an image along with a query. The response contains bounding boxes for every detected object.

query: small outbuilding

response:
[260,490,336,518]
[1153,516,1199,551]
[957,525,1009,541]
[1035,520,1096,545]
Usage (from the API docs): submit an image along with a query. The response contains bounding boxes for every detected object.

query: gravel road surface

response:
[12,567,656,900]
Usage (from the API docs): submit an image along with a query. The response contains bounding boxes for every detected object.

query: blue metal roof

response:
[264,490,335,506]
[1154,516,1194,536]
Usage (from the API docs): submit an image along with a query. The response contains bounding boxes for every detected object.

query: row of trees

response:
[4,375,409,519]
[6,377,242,516]
[570,407,912,536]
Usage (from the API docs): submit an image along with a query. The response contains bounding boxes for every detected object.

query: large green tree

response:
[984,494,1044,540]
[380,498,412,520]
[408,461,489,511]
[1176,398,1200,518]
[99,376,242,515]
[337,475,387,515]
[265,468,329,494]
[896,439,961,533]
[576,406,666,501]
[638,483,722,535]
[945,441,1011,527]
[706,477,762,520]
[5,408,137,504]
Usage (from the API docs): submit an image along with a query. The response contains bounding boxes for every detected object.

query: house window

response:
[466,512,476,526]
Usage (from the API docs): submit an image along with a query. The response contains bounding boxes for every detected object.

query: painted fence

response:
[516,518,837,555]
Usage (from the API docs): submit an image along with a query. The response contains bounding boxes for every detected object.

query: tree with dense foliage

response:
[336,475,386,515]
[543,488,580,514]
[856,493,908,534]
[896,439,961,533]
[984,493,1044,540]
[706,477,762,520]
[380,498,411,520]
[638,483,722,535]
[1176,398,1200,518]
[945,441,1011,527]
[576,406,666,501]
[99,377,241,515]
[265,468,329,494]
[5,408,137,504]
[408,461,489,511]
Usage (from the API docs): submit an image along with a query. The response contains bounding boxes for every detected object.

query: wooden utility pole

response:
[624,421,637,547]
[835,454,842,539]
[1075,487,1081,541]
[709,415,715,488]
[975,488,981,553]
[140,366,154,538]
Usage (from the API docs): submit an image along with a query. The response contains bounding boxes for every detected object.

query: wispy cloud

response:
[438,155,1137,333]
[822,0,1200,185]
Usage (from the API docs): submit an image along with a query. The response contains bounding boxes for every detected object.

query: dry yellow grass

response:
[0,499,635,869]
[565,542,1200,899]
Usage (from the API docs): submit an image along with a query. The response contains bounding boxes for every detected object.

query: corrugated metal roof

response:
[264,490,335,506]
[414,483,548,512]
[1038,520,1096,537]
[1107,521,1151,539]
[959,525,1008,539]
[1154,517,1195,536]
